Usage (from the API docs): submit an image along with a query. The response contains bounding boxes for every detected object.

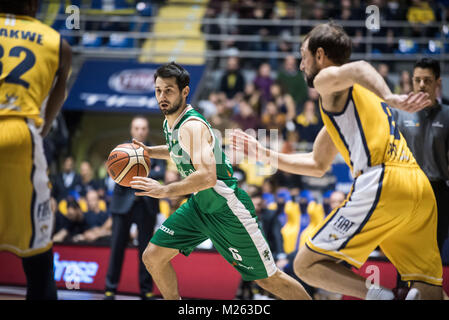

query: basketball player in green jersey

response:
[130,62,311,300]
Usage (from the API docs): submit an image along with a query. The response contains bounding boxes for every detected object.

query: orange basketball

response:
[106,143,151,187]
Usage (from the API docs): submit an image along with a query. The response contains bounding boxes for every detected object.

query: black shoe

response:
[104,291,116,300]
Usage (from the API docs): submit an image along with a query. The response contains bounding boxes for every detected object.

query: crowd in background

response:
[203,0,449,69]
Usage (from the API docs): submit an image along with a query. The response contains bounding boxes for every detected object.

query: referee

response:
[392,58,449,253]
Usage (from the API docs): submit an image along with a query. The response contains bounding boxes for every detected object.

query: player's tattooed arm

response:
[230,127,338,178]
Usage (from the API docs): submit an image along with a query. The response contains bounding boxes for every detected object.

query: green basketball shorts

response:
[150,187,277,281]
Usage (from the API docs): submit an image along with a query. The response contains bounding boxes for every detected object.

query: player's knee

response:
[293,248,312,280]
[142,244,159,271]
[254,270,280,289]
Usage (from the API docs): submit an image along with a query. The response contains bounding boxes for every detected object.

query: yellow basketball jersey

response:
[319,83,416,176]
[0,13,61,127]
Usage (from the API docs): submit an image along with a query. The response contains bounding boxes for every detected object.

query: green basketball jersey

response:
[163,105,238,213]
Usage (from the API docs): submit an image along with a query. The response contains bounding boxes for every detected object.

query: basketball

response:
[106,143,151,187]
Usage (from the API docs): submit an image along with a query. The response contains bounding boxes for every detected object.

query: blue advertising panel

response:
[63,60,205,113]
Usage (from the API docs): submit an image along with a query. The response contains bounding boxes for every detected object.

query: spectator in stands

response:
[51,155,82,202]
[243,82,263,116]
[72,190,110,243]
[52,200,88,243]
[219,56,246,100]
[253,189,285,263]
[242,6,271,67]
[78,160,102,197]
[261,100,287,132]
[270,82,296,122]
[270,5,296,69]
[276,55,308,112]
[253,62,274,104]
[327,190,346,215]
[232,98,261,131]
[377,63,395,92]
[209,96,238,137]
[406,0,437,38]
[295,100,323,143]
[394,70,413,94]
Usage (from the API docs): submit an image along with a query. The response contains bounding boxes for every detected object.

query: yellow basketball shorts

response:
[306,162,443,286]
[0,117,53,258]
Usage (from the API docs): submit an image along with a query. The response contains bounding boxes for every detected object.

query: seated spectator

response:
[276,55,308,112]
[52,200,89,243]
[243,82,263,116]
[270,82,296,122]
[232,99,261,131]
[73,190,111,243]
[83,189,109,229]
[406,0,437,37]
[253,62,274,104]
[219,56,246,100]
[377,63,395,92]
[394,70,413,94]
[78,160,103,197]
[261,100,287,132]
[51,155,82,202]
[295,100,323,143]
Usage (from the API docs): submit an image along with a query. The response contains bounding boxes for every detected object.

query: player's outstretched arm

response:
[314,60,431,113]
[41,39,72,137]
[230,127,338,177]
[130,120,217,198]
[132,139,171,160]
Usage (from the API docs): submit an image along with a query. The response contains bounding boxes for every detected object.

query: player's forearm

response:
[41,82,66,137]
[147,145,171,160]
[259,127,337,177]
[164,170,217,197]
[264,149,328,177]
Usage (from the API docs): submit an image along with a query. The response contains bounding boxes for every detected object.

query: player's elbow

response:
[313,162,329,178]
[198,170,217,190]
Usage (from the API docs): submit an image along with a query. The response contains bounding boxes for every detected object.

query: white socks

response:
[365,286,395,300]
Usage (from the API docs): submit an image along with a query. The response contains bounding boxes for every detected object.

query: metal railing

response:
[34,0,449,73]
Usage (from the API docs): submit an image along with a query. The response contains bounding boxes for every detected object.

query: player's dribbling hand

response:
[132,139,150,154]
[130,176,168,198]
[384,92,432,113]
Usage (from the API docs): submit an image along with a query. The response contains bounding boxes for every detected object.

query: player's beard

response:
[305,60,320,88]
[159,95,184,115]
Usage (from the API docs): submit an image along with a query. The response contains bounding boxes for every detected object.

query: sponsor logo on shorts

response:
[159,225,175,236]
[237,262,254,270]
[262,249,271,261]
[333,215,355,234]
[37,199,52,222]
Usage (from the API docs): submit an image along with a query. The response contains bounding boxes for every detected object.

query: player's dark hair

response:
[414,58,440,79]
[0,0,35,16]
[304,22,352,65]
[154,62,190,91]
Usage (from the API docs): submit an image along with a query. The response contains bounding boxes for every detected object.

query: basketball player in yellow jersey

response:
[0,0,71,300]
[231,23,443,300]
